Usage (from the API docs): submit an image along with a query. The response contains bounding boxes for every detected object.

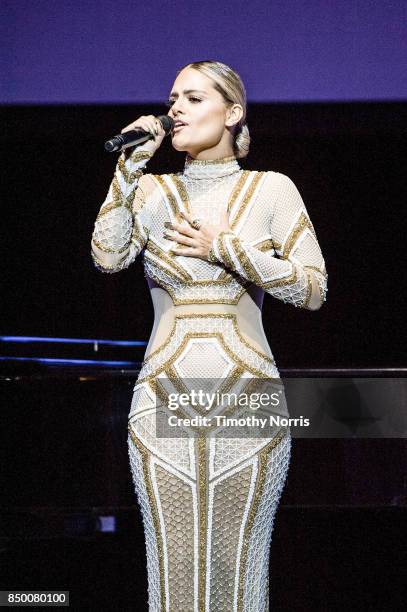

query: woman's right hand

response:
[121,115,167,156]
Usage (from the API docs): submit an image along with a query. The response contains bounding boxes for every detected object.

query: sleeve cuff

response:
[207,231,237,263]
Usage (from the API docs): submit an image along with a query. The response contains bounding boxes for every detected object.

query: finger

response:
[171,246,200,257]
[164,231,196,247]
[179,210,198,227]
[156,118,165,133]
[171,220,196,237]
[141,119,157,137]
[147,123,158,137]
[147,116,159,135]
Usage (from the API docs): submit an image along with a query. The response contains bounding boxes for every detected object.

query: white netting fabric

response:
[174,162,243,279]
[242,433,291,612]
[91,148,327,306]
[176,340,231,378]
[129,409,194,476]
[92,204,133,252]
[128,434,162,612]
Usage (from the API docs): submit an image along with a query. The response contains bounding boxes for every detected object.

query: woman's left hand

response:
[163,210,232,260]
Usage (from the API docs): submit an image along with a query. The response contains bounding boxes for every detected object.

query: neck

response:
[183,153,241,179]
[186,145,235,162]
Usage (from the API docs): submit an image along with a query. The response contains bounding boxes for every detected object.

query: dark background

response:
[1,101,406,611]
[1,101,406,367]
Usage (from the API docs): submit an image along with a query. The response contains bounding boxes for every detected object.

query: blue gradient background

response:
[2,0,406,104]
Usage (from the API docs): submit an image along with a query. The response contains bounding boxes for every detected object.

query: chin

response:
[171,142,186,152]
[171,137,191,153]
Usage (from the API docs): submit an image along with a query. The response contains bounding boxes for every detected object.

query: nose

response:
[169,98,186,118]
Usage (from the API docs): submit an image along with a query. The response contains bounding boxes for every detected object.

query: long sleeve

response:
[91,146,154,273]
[210,172,328,310]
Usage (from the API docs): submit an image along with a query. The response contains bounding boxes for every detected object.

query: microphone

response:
[104,115,174,152]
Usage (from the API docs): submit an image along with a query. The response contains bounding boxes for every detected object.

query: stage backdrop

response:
[2,0,407,104]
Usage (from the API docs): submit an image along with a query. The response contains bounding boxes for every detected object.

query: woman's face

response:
[167,67,235,157]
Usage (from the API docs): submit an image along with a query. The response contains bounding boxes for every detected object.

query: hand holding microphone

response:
[104,115,174,155]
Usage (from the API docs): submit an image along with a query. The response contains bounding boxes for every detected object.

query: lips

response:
[173,120,188,131]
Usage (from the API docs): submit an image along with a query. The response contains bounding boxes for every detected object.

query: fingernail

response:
[164,221,173,229]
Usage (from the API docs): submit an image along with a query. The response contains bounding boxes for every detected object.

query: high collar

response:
[183,154,241,179]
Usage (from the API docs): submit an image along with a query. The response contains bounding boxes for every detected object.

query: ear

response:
[225,104,243,128]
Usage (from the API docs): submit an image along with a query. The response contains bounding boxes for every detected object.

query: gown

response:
[91,145,328,612]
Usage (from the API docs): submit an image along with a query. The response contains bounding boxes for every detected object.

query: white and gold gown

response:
[91,145,327,612]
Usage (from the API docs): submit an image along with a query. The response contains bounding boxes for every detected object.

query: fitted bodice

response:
[140,155,273,359]
[141,155,275,308]
[91,146,327,368]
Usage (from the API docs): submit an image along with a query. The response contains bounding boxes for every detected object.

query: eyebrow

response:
[168,89,207,97]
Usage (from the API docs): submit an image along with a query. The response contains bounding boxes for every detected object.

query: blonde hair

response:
[178,60,250,159]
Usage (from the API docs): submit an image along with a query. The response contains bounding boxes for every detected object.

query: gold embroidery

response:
[230,317,275,365]
[152,175,181,218]
[169,174,192,215]
[144,252,249,293]
[255,239,275,252]
[134,370,239,433]
[91,250,128,270]
[216,232,237,271]
[185,154,237,165]
[111,175,134,210]
[117,156,144,183]
[131,218,147,249]
[217,269,230,280]
[92,238,130,254]
[237,429,288,612]
[282,211,317,259]
[111,176,123,204]
[129,150,153,164]
[230,172,266,231]
[146,242,193,281]
[302,270,313,308]
[144,245,250,287]
[229,236,262,284]
[198,436,207,612]
[96,200,121,220]
[138,313,277,383]
[228,235,300,290]
[166,171,252,233]
[128,427,167,612]
[227,171,252,216]
[143,266,249,305]
[144,252,188,283]
[261,266,299,290]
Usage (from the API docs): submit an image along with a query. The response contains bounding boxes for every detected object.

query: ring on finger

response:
[191,218,202,230]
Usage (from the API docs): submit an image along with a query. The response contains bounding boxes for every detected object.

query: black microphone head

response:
[158,115,174,134]
[104,139,117,152]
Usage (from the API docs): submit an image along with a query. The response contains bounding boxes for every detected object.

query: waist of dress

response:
[170,302,244,316]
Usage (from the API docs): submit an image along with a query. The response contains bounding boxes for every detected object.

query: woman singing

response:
[91,60,327,612]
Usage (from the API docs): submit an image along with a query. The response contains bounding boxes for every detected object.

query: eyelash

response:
[165,97,202,107]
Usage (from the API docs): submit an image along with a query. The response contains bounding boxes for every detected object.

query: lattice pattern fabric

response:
[91,145,327,611]
[91,149,327,309]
